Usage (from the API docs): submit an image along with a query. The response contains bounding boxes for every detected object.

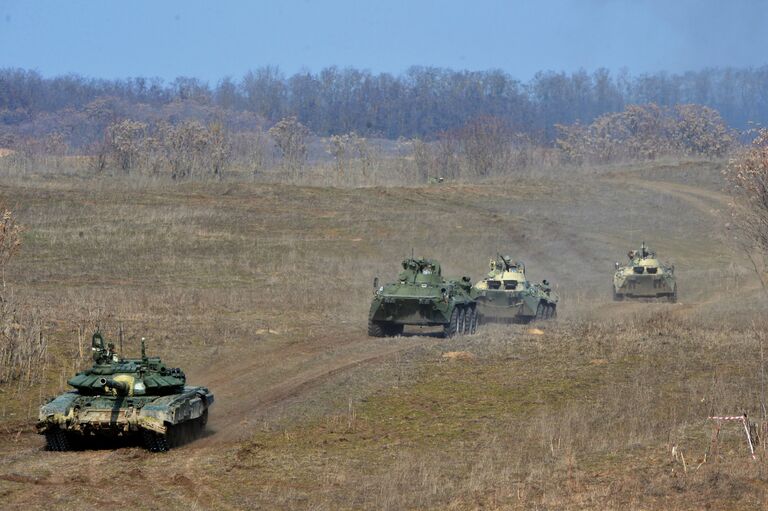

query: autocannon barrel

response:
[99,377,129,394]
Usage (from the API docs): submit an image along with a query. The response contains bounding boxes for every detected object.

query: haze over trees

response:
[0,65,759,182]
[2,65,768,145]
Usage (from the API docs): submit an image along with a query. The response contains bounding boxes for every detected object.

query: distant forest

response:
[2,66,768,148]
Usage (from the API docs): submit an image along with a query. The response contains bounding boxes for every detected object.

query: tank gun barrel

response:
[99,377,129,394]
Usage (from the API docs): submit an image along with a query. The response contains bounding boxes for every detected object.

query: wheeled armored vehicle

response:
[613,242,677,302]
[37,332,214,452]
[474,254,558,322]
[368,258,479,338]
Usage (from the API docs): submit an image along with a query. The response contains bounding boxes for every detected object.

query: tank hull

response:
[37,386,213,449]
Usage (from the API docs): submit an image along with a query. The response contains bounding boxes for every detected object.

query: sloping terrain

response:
[1,159,766,509]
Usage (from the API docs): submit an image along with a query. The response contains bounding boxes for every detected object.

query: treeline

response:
[2,66,768,146]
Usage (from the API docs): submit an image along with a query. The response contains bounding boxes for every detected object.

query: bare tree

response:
[411,138,435,183]
[268,116,310,178]
[328,133,351,180]
[459,116,513,177]
[106,120,147,172]
[0,205,22,290]
[724,128,768,294]
[209,122,231,180]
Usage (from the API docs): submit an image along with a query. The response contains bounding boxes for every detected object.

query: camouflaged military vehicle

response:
[368,258,479,338]
[613,242,677,302]
[474,254,558,322]
[38,332,213,452]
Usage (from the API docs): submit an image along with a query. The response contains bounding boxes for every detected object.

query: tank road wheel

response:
[45,429,72,452]
[367,319,386,338]
[444,308,459,338]
[456,308,466,335]
[386,323,405,337]
[535,302,546,321]
[468,307,478,334]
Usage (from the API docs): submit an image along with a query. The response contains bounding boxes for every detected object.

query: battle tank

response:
[473,254,558,322]
[613,242,677,302]
[37,332,214,452]
[368,258,479,338]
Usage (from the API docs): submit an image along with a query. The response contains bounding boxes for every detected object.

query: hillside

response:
[1,159,766,509]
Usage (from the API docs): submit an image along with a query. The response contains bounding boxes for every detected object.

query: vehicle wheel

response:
[444,308,459,338]
[468,307,478,334]
[456,307,466,335]
[463,307,472,334]
[367,319,386,337]
[45,429,71,452]
[387,324,405,337]
[535,302,546,321]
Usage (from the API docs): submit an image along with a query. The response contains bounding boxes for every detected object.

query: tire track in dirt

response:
[197,336,436,445]
[604,176,728,217]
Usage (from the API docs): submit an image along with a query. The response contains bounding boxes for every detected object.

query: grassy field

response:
[1,158,767,509]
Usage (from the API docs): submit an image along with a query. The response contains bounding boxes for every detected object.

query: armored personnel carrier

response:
[37,332,214,452]
[613,242,677,302]
[474,254,558,322]
[368,258,478,338]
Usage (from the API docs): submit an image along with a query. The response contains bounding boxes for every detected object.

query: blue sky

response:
[1,0,767,82]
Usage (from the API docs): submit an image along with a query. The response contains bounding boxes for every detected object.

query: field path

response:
[198,334,436,443]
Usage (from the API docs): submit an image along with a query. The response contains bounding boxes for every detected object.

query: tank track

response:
[45,429,73,452]
[142,410,208,452]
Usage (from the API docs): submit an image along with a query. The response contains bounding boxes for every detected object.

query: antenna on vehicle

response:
[118,322,124,357]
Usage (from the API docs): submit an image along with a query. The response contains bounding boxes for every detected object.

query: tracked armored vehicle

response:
[474,254,558,323]
[613,242,677,302]
[37,332,214,452]
[368,258,478,338]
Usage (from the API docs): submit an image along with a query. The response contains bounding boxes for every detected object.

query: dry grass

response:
[0,157,766,509]
[224,316,768,510]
